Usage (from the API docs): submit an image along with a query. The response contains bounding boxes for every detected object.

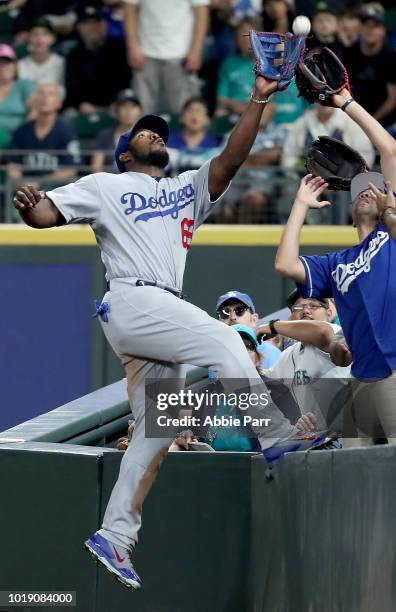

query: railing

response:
[0,149,354,225]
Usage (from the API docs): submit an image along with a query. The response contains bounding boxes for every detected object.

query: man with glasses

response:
[256,290,351,434]
[215,290,281,368]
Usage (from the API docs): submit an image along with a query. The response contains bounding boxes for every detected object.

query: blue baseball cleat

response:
[85,532,142,590]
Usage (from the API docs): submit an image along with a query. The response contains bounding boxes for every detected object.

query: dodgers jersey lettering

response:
[46,160,225,288]
[297,223,396,380]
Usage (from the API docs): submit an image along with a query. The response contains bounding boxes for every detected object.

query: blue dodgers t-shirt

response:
[297,223,396,380]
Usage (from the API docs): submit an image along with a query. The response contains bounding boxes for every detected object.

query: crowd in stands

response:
[118,285,350,454]
[0,0,395,222]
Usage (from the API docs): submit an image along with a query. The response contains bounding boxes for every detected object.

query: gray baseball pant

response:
[97,279,297,549]
[133,57,199,115]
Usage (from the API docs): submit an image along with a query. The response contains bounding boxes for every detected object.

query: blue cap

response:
[114,114,169,173]
[216,291,256,313]
[232,324,258,348]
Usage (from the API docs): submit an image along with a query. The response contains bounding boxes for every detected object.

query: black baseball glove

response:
[295,47,351,107]
[305,136,369,191]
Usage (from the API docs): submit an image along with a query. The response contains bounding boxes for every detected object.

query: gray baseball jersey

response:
[46,160,217,287]
[264,323,351,429]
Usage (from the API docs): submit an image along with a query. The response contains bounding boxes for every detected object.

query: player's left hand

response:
[368,180,396,216]
[254,75,278,98]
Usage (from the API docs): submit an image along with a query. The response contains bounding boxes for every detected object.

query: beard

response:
[129,143,169,168]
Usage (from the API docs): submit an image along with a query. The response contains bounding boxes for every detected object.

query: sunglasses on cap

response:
[216,305,251,320]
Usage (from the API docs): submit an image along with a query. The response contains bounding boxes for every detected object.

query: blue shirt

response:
[258,342,281,369]
[297,223,396,380]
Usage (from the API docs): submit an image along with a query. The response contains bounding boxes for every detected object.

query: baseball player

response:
[275,71,396,443]
[14,69,313,587]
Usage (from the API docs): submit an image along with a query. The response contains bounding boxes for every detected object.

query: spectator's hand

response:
[79,102,98,115]
[13,185,44,211]
[255,323,270,342]
[294,174,331,210]
[128,46,145,71]
[296,412,317,432]
[329,338,353,367]
[368,180,396,217]
[333,87,353,109]
[117,436,129,451]
[170,429,197,451]
[184,50,202,73]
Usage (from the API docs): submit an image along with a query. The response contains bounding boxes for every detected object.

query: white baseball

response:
[292,15,311,36]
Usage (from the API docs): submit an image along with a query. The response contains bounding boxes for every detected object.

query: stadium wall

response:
[1,443,395,612]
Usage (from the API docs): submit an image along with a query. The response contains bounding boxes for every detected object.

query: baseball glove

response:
[295,47,351,107]
[305,136,369,191]
[249,30,306,91]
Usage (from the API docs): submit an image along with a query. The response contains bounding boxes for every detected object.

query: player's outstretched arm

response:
[13,184,65,228]
[334,89,396,189]
[208,76,277,200]
[275,175,330,283]
[256,320,336,352]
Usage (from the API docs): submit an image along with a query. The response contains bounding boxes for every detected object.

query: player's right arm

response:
[274,175,330,283]
[334,89,396,188]
[13,184,65,228]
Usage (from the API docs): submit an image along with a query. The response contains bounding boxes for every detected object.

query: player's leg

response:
[98,357,184,549]
[133,57,161,115]
[86,356,184,588]
[102,282,298,448]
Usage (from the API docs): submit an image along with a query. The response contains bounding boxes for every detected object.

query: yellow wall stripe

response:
[0,224,357,247]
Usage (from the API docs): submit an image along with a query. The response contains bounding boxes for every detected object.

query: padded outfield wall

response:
[0,224,356,430]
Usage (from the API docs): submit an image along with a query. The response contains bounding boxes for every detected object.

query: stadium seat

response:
[71,111,116,142]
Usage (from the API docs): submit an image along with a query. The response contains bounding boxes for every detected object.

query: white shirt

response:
[17,54,65,87]
[264,324,351,430]
[124,0,209,60]
[281,108,375,169]
[47,161,228,288]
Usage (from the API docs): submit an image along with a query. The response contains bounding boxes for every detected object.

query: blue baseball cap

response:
[114,114,169,173]
[233,324,258,348]
[216,291,256,313]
